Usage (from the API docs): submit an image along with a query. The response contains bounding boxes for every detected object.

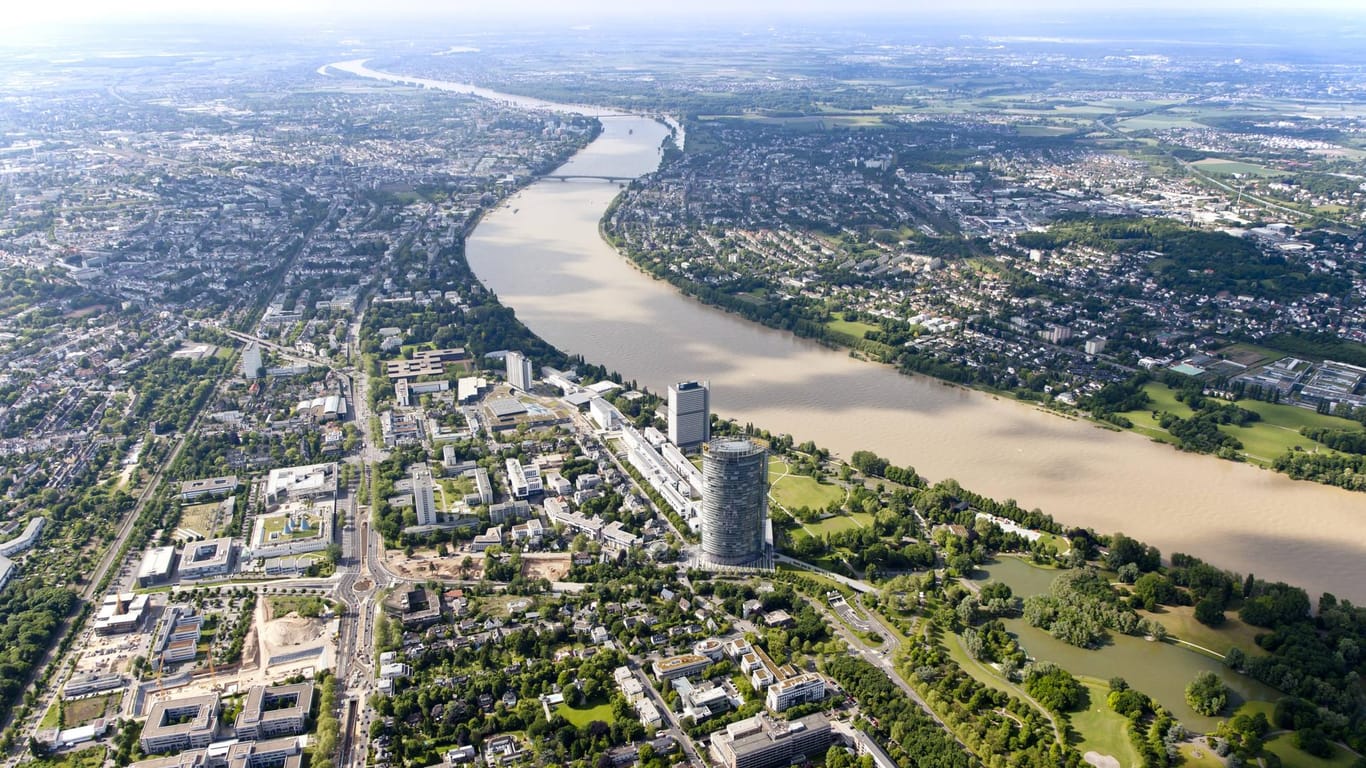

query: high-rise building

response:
[668,381,710,450]
[701,438,767,567]
[412,465,437,527]
[506,351,533,392]
[241,342,263,379]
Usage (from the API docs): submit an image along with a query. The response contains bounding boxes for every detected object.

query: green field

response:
[768,456,847,511]
[1116,114,1208,131]
[1143,605,1267,658]
[556,699,616,727]
[1265,733,1360,768]
[18,747,107,768]
[64,692,121,726]
[825,313,879,342]
[1016,124,1077,137]
[1192,158,1280,176]
[1070,681,1142,768]
[1118,382,1361,464]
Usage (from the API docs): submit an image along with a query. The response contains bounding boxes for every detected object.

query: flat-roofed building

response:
[505,459,542,499]
[651,654,710,681]
[138,546,177,587]
[668,381,710,451]
[711,713,832,768]
[235,683,313,740]
[180,476,238,501]
[764,673,826,713]
[0,516,45,557]
[140,694,220,754]
[64,672,125,698]
[154,605,204,668]
[264,463,337,506]
[93,592,149,635]
[179,538,235,580]
[225,736,306,768]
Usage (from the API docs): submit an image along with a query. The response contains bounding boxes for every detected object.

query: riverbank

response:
[334,57,1366,604]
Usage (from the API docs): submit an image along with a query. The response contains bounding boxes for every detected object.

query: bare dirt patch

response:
[385,548,571,582]
[1084,752,1120,768]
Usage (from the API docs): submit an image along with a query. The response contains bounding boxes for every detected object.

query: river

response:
[329,59,1366,604]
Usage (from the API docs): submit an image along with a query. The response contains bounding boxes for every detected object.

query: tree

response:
[1194,597,1226,627]
[1024,663,1085,712]
[1185,671,1229,716]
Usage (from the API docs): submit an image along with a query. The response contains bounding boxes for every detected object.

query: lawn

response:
[269,594,331,618]
[1191,158,1280,177]
[556,699,616,727]
[18,747,107,768]
[261,512,323,540]
[64,692,121,726]
[1070,681,1141,768]
[180,501,227,538]
[1143,605,1267,658]
[825,313,880,342]
[1118,382,1361,464]
[1264,733,1359,768]
[768,457,846,511]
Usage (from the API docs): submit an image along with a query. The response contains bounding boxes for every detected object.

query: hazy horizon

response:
[8,0,1366,28]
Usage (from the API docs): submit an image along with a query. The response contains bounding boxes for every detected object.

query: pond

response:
[974,556,1282,732]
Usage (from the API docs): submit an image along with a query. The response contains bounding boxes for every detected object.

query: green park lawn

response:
[1264,733,1360,768]
[1070,681,1142,768]
[1118,382,1362,464]
[556,699,616,727]
[1143,605,1267,658]
[825,313,879,342]
[768,456,846,511]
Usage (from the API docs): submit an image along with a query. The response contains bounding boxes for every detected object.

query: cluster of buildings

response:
[134,683,313,768]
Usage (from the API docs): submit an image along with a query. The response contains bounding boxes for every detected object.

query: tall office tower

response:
[506,351,533,392]
[701,438,768,567]
[241,342,263,380]
[412,465,438,527]
[668,380,711,450]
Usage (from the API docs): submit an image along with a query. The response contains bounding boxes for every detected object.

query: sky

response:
[8,0,1366,27]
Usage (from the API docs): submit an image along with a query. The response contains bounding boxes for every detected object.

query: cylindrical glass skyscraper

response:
[701,438,768,566]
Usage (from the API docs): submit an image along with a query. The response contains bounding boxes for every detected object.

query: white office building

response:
[506,351,533,392]
[412,465,438,527]
[668,381,710,450]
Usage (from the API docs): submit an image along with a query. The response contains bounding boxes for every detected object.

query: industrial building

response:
[701,438,769,567]
[667,381,710,450]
